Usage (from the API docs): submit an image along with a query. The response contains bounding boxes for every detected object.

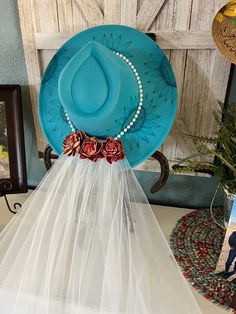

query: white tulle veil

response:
[0,155,201,313]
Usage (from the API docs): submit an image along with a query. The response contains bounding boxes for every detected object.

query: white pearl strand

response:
[64,51,143,139]
[112,51,143,139]
[65,112,76,132]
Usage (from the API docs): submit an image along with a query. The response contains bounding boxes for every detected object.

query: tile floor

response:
[0,192,229,313]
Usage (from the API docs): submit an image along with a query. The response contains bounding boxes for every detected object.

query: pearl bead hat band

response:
[64,51,143,140]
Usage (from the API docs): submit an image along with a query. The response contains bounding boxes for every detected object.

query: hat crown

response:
[74,53,108,113]
[58,40,137,136]
[62,41,123,115]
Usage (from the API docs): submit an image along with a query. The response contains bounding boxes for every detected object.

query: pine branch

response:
[174,151,213,165]
[172,103,236,194]
[214,151,236,175]
[172,162,224,176]
[177,131,217,144]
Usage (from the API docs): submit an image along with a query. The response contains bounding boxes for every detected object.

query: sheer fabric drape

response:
[0,156,201,313]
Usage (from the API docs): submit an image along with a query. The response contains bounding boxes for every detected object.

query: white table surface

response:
[0,192,229,313]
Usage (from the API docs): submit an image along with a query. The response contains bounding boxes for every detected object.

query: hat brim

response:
[39,25,177,167]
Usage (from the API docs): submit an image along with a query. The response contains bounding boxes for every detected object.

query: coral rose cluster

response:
[63,131,125,164]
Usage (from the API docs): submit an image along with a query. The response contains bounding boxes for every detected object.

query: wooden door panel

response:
[17,0,231,175]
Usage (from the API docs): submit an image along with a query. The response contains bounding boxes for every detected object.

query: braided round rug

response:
[170,208,236,312]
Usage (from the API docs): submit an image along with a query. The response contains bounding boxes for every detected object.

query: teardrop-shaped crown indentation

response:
[71,55,109,114]
[58,40,132,122]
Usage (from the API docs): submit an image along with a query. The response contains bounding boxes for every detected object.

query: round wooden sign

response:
[212,0,236,64]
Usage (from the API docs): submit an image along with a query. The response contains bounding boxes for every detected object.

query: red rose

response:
[80,137,104,162]
[63,131,84,156]
[102,137,125,164]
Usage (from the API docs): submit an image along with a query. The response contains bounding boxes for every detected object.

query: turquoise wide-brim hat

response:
[39,25,177,167]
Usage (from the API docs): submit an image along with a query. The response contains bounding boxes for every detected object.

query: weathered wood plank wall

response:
[17,0,231,174]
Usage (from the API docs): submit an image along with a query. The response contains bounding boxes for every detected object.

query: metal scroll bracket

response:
[43,145,170,194]
[3,195,21,214]
[0,181,22,214]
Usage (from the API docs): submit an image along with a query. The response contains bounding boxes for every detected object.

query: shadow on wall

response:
[136,50,235,208]
[21,86,47,186]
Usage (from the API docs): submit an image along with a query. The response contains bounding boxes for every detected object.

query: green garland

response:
[172,104,236,194]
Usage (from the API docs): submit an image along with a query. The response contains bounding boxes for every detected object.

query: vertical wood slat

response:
[181,0,209,140]
[40,0,72,73]
[210,50,231,105]
[201,2,231,137]
[57,0,74,33]
[33,1,59,76]
[39,50,57,73]
[72,0,88,32]
[171,0,193,109]
[158,49,171,154]
[137,0,167,30]
[153,0,174,30]
[165,0,192,161]
[182,0,230,175]
[153,0,173,155]
[160,0,193,161]
[181,0,224,140]
[17,0,44,151]
[42,0,73,73]
[74,0,104,26]
[181,49,214,137]
[33,0,59,32]
[172,117,199,156]
[190,0,226,31]
[201,50,231,137]
[33,0,59,147]
[104,0,121,24]
[121,0,137,26]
